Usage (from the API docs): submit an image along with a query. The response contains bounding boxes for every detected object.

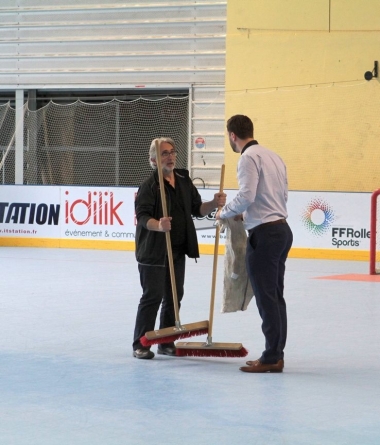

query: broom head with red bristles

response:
[140,320,209,347]
[175,341,248,358]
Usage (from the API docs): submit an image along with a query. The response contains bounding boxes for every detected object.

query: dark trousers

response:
[133,251,186,350]
[246,222,293,364]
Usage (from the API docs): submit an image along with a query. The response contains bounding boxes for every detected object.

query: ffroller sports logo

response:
[301,198,335,236]
[331,227,370,248]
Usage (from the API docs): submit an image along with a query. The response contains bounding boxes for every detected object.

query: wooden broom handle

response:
[155,139,181,326]
[208,164,225,338]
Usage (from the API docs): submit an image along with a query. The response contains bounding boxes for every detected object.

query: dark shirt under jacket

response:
[165,180,187,251]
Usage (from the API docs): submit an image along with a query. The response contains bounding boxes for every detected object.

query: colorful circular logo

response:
[301,198,335,236]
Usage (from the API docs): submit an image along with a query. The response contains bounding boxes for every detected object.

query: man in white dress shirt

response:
[216,115,293,373]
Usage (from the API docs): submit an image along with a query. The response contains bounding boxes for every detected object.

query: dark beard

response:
[230,140,239,153]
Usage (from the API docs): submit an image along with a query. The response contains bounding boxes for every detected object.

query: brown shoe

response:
[246,359,285,368]
[240,359,284,373]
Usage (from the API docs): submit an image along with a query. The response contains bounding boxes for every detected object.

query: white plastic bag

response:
[219,217,254,313]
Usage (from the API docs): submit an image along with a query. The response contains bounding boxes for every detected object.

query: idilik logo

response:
[65,191,124,226]
[301,198,335,236]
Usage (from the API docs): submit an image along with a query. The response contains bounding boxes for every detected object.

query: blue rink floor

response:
[0,247,379,445]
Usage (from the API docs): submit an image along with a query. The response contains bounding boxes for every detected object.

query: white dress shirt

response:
[220,141,288,231]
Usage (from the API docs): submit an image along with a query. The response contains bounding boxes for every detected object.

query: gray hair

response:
[149,137,176,169]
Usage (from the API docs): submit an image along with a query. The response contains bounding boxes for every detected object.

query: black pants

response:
[132,251,186,350]
[246,222,293,364]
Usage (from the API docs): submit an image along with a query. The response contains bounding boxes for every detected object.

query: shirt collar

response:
[241,139,258,155]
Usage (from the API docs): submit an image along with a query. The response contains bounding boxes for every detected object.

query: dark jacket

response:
[135,168,203,266]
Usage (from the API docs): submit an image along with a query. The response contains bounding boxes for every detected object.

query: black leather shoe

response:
[157,344,177,356]
[133,348,155,359]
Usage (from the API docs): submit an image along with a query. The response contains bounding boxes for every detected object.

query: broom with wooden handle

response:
[176,164,248,357]
[140,139,209,347]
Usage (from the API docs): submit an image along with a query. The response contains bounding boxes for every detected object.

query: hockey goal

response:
[370,188,380,275]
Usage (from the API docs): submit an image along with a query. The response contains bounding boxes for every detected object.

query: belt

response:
[248,218,286,234]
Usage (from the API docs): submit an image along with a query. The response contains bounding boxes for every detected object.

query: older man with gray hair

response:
[132,137,226,359]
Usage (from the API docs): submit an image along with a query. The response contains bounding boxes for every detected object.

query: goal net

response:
[0,102,16,184]
[370,189,380,275]
[0,95,189,187]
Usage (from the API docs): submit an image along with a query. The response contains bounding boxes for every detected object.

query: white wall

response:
[0,1,227,187]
